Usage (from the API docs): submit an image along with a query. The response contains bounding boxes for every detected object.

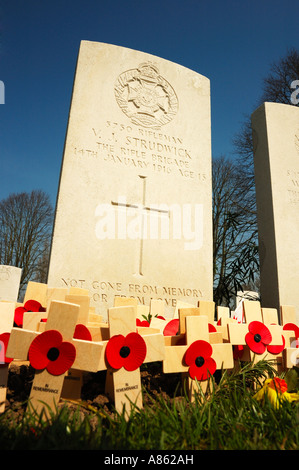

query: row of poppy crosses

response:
[0,281,298,419]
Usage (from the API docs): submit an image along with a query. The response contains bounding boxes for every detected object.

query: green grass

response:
[0,360,298,450]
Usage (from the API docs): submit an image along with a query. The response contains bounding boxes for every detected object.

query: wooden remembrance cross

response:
[163,313,234,400]
[6,300,104,418]
[97,305,165,416]
[227,300,285,371]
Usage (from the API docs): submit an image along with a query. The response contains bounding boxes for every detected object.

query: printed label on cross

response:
[6,300,104,418]
[0,302,15,413]
[97,305,165,417]
[111,175,170,276]
[163,313,234,400]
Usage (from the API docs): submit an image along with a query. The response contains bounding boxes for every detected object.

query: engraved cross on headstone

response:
[111,175,170,276]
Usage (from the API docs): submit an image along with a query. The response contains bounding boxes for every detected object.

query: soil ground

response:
[4,361,183,422]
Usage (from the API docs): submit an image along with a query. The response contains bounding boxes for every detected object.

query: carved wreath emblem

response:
[114,62,178,129]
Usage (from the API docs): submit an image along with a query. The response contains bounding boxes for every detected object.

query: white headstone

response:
[251,102,299,324]
[0,265,22,302]
[48,41,213,318]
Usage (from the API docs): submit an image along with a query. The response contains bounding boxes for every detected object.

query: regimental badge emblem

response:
[114,62,178,129]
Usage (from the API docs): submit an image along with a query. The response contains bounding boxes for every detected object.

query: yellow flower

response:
[254,377,299,409]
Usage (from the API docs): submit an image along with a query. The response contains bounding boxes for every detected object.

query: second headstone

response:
[251,102,299,324]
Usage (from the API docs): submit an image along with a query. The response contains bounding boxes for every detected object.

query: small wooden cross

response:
[6,300,104,418]
[23,281,48,307]
[0,301,15,412]
[25,288,106,400]
[150,299,165,318]
[21,285,92,400]
[227,300,285,371]
[163,312,234,400]
[60,292,91,400]
[97,305,165,417]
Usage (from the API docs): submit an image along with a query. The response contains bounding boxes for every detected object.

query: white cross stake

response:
[163,313,234,401]
[97,305,165,417]
[0,302,15,412]
[6,300,104,419]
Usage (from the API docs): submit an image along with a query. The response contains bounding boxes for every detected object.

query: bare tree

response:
[260,48,299,105]
[233,48,299,170]
[213,156,259,307]
[0,190,53,294]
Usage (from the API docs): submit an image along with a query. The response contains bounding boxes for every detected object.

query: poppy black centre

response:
[47,347,60,361]
[195,356,205,367]
[120,346,130,358]
[254,333,262,343]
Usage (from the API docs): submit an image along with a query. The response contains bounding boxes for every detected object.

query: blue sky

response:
[0,0,298,206]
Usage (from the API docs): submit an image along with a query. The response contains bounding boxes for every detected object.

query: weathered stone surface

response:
[0,265,21,302]
[48,41,213,318]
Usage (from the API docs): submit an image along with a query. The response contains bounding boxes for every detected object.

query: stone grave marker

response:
[47,41,213,319]
[251,102,299,324]
[6,300,103,418]
[0,265,22,302]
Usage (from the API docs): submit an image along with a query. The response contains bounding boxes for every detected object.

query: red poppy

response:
[136,315,165,328]
[14,299,46,328]
[245,321,272,354]
[28,330,76,376]
[267,335,285,354]
[283,323,299,347]
[105,332,147,371]
[136,318,150,327]
[163,319,179,336]
[268,377,288,394]
[74,324,92,341]
[0,333,13,367]
[184,340,216,380]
